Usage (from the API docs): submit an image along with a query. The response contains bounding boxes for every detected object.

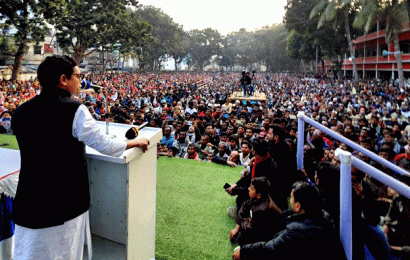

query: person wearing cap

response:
[11,55,150,259]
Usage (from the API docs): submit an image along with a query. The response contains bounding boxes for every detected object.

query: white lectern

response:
[86,122,162,260]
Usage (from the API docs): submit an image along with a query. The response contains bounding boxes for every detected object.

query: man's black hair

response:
[292,181,322,214]
[251,177,271,200]
[378,146,395,159]
[252,139,269,157]
[229,136,238,143]
[241,139,253,150]
[37,55,77,90]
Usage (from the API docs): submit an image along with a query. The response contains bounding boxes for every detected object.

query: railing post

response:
[335,148,353,260]
[297,112,305,171]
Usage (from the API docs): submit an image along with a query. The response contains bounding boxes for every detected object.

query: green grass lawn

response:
[1,134,242,259]
[156,157,241,260]
[0,134,19,150]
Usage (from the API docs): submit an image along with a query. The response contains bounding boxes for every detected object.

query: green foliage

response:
[353,0,409,87]
[286,0,361,78]
[253,25,300,72]
[134,5,185,70]
[188,28,223,70]
[0,28,17,59]
[0,0,66,80]
[284,0,319,34]
[0,0,66,45]
[52,0,151,64]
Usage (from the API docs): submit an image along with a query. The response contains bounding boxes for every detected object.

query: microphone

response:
[125,122,148,139]
[81,80,103,91]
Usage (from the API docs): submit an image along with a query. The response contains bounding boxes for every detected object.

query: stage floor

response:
[83,235,126,260]
[228,91,267,101]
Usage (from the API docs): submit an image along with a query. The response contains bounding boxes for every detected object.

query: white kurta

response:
[14,211,90,260]
[13,104,127,260]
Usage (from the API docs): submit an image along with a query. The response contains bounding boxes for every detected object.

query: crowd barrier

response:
[296,112,410,260]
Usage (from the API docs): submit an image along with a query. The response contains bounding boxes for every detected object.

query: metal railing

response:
[297,112,410,260]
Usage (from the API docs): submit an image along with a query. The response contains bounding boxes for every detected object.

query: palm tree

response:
[310,0,360,82]
[354,0,409,88]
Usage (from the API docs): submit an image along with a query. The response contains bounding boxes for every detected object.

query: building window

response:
[400,40,410,54]
[378,45,388,56]
[366,46,376,57]
[34,45,42,55]
[355,49,364,58]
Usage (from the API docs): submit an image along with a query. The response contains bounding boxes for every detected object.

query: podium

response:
[86,122,162,260]
[0,122,161,259]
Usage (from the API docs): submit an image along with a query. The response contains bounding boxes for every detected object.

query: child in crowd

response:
[157,144,170,157]
[229,177,283,246]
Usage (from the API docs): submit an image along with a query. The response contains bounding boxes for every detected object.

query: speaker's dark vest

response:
[12,88,89,229]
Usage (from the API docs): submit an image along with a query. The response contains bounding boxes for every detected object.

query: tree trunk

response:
[301,59,306,74]
[102,49,106,74]
[74,43,83,64]
[174,58,178,71]
[11,41,27,81]
[394,35,404,88]
[345,11,359,82]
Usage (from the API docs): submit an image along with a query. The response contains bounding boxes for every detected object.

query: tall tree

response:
[135,5,184,70]
[310,0,360,81]
[254,24,301,73]
[0,0,66,80]
[284,0,327,73]
[168,31,190,71]
[0,25,17,65]
[53,0,150,65]
[188,28,222,70]
[354,0,409,88]
[219,33,238,71]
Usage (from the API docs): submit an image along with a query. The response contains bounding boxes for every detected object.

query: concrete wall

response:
[0,72,37,81]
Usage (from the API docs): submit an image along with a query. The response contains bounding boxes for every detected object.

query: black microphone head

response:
[125,126,139,139]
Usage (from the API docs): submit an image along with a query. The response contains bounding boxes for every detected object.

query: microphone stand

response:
[81,84,111,136]
[104,91,109,135]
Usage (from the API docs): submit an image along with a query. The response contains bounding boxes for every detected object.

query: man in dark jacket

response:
[233,182,346,260]
[230,177,283,246]
[225,139,282,216]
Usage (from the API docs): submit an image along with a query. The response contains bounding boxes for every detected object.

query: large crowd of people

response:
[2,70,410,259]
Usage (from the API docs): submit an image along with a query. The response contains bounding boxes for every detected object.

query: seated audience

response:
[233,181,345,260]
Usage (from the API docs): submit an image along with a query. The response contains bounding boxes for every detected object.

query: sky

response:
[138,0,288,36]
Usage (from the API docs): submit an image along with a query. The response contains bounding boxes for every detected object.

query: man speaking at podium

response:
[11,55,150,259]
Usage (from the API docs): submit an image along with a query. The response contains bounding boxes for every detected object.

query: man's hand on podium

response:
[126,137,150,152]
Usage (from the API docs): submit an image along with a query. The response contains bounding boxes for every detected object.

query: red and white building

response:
[342,22,410,80]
